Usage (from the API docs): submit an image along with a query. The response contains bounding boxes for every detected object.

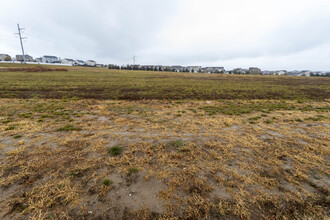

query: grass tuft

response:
[5,125,17,131]
[167,139,185,148]
[102,179,112,186]
[56,124,81,132]
[13,134,22,139]
[108,146,123,156]
[128,167,139,174]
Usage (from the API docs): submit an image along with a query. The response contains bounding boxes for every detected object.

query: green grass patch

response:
[167,139,185,148]
[5,125,17,131]
[69,169,82,177]
[56,124,81,131]
[128,167,139,174]
[200,101,300,116]
[2,118,13,124]
[108,146,123,156]
[13,134,22,139]
[102,179,112,186]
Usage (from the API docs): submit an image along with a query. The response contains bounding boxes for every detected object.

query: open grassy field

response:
[0,63,329,100]
[0,64,329,219]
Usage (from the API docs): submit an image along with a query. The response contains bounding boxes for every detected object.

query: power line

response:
[14,24,27,64]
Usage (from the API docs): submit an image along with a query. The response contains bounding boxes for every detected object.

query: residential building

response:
[96,64,107,68]
[60,58,76,65]
[171,65,185,72]
[35,57,42,63]
[16,54,33,62]
[262,70,275,75]
[86,60,97,67]
[233,68,243,74]
[248,67,262,74]
[154,65,164,71]
[141,65,155,71]
[75,60,86,66]
[0,54,11,61]
[42,55,58,63]
[299,70,312,77]
[275,70,287,75]
[203,67,225,73]
[187,66,202,73]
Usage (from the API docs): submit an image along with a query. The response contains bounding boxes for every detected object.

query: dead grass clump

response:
[184,195,212,219]
[6,179,80,219]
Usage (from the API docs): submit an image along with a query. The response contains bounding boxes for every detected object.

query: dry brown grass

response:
[0,66,68,72]
[0,98,329,219]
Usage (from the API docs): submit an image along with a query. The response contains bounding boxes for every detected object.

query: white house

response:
[275,70,287,75]
[171,65,185,72]
[42,55,58,63]
[86,60,96,67]
[204,67,225,73]
[187,66,201,73]
[75,60,86,66]
[60,58,76,65]
[299,70,312,77]
[35,57,42,63]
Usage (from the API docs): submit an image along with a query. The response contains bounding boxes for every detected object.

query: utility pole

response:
[14,24,27,64]
[133,55,136,65]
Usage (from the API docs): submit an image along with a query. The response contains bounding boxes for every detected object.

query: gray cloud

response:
[1,0,329,70]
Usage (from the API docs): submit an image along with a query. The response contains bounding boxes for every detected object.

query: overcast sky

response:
[1,0,330,70]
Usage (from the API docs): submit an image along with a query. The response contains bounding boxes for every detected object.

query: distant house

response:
[86,60,96,67]
[203,67,225,73]
[35,57,42,63]
[75,60,86,66]
[248,67,261,75]
[60,58,76,65]
[16,54,33,62]
[42,55,58,63]
[141,65,155,71]
[262,70,275,75]
[0,54,12,61]
[299,70,312,77]
[154,65,164,71]
[128,64,141,70]
[171,65,185,72]
[233,68,244,74]
[96,64,107,68]
[162,66,171,71]
[187,66,202,73]
[288,71,300,76]
[275,70,287,76]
